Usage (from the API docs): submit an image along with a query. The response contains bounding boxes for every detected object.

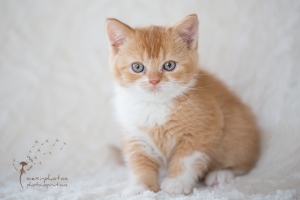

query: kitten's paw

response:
[205,169,235,187]
[161,177,194,195]
[122,184,148,197]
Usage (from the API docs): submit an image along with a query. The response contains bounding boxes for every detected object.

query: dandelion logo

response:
[13,138,67,189]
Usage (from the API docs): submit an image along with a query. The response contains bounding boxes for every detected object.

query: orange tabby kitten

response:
[106,14,260,196]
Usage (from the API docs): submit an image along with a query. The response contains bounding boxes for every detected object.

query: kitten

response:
[105,14,260,196]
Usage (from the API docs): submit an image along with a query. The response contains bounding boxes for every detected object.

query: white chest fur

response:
[113,86,173,129]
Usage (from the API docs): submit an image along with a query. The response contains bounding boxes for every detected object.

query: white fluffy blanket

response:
[1,1,300,199]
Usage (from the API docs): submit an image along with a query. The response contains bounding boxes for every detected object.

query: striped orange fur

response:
[106,14,260,196]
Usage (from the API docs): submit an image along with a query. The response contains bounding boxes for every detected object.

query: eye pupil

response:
[132,63,144,73]
[163,61,176,71]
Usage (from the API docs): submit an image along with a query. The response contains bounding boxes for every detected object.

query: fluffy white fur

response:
[205,170,235,187]
[161,152,210,195]
[1,1,300,200]
[112,76,195,127]
[122,184,148,197]
[113,85,174,127]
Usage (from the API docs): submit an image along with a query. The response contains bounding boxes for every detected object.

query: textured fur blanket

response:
[0,1,299,199]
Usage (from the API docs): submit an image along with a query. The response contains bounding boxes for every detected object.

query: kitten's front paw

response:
[122,184,148,197]
[205,169,235,187]
[161,177,194,195]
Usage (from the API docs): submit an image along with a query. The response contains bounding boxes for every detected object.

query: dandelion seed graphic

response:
[13,138,66,189]
[53,139,59,146]
[13,159,19,171]
[26,165,33,172]
[42,139,49,145]
[26,156,33,163]
[60,142,66,150]
[27,150,32,157]
[36,148,41,153]
[12,159,27,189]
[32,140,38,148]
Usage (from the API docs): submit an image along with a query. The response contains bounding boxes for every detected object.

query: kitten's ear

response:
[173,14,199,49]
[106,18,133,52]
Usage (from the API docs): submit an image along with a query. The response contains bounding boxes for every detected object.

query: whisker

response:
[171,93,185,121]
[171,87,207,123]
[161,79,214,92]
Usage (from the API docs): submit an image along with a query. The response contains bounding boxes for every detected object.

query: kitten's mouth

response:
[148,86,161,94]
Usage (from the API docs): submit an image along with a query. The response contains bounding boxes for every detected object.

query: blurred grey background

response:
[0,1,299,199]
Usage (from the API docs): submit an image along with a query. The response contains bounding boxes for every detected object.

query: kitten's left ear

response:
[106,18,133,52]
[173,14,199,49]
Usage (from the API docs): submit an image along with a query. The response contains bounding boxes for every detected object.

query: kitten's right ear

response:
[106,18,133,52]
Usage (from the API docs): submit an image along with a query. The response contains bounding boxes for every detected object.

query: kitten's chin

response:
[144,90,167,102]
[138,82,194,103]
[141,86,172,101]
[135,87,169,102]
[141,88,178,103]
[147,86,162,94]
[115,79,196,103]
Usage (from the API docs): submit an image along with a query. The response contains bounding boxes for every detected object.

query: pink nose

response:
[149,80,160,85]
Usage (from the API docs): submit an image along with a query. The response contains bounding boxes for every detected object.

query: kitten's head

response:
[106,14,199,102]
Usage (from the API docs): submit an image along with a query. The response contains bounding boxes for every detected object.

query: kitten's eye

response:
[163,61,176,71]
[132,63,144,73]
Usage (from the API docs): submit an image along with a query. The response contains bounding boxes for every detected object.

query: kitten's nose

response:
[149,79,160,85]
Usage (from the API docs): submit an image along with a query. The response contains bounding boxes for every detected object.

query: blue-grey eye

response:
[132,63,144,73]
[163,61,176,71]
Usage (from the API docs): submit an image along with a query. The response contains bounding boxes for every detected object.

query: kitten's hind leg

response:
[204,169,245,187]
